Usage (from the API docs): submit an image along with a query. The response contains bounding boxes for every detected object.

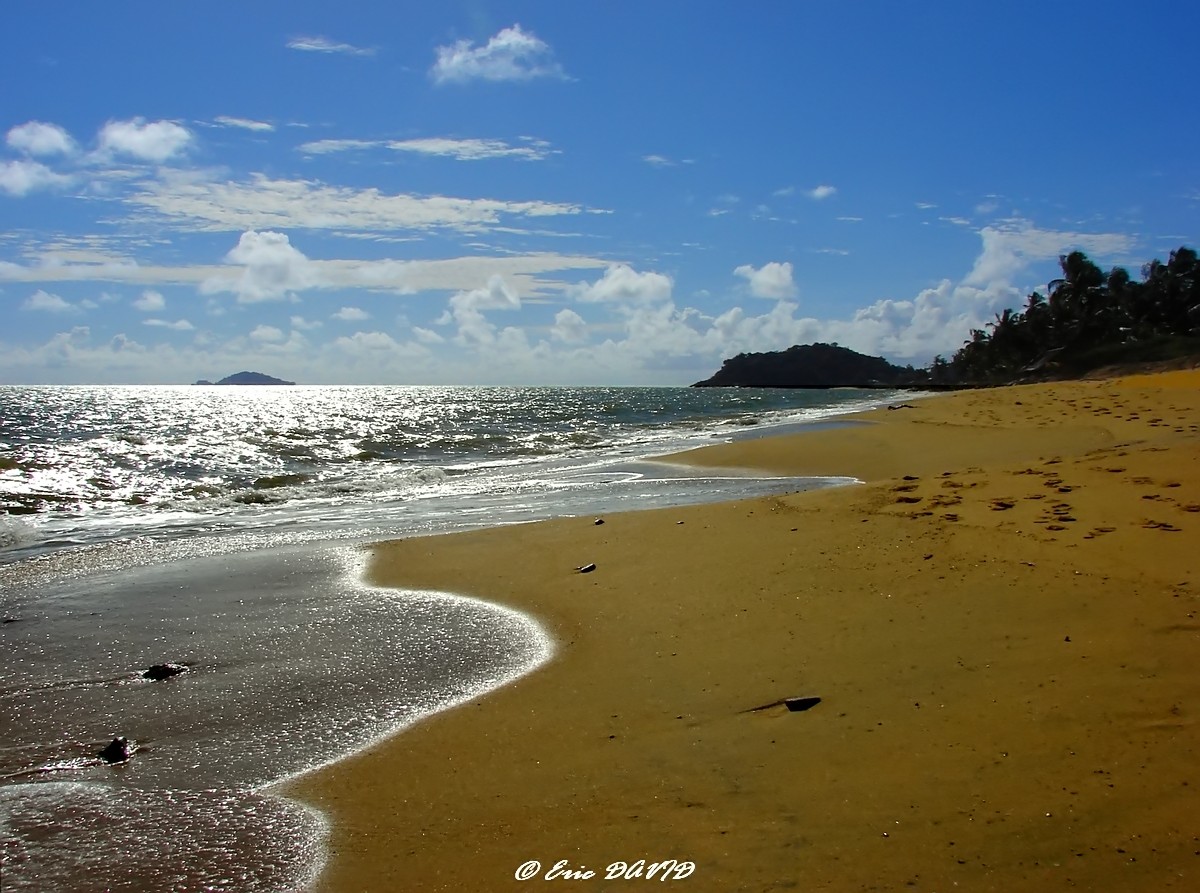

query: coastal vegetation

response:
[939,246,1199,383]
[697,247,1200,388]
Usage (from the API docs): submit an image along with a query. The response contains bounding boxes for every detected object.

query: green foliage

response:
[947,246,1200,382]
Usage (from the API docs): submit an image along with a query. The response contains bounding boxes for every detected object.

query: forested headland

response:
[695,246,1199,389]
[936,246,1200,384]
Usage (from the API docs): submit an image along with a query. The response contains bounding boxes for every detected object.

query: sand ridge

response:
[283,370,1200,892]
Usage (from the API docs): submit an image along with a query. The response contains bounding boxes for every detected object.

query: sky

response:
[2,1,1197,385]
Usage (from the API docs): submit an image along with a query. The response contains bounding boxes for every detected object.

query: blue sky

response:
[2,1,1197,385]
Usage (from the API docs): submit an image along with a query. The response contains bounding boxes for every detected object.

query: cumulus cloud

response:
[551,308,587,343]
[964,219,1135,287]
[808,185,837,200]
[332,306,370,321]
[6,121,76,156]
[21,289,76,313]
[452,275,521,312]
[733,261,797,299]
[250,324,285,342]
[413,326,444,345]
[144,318,194,331]
[97,118,193,162]
[573,264,672,304]
[440,275,522,345]
[132,289,166,311]
[431,24,565,84]
[0,159,72,196]
[290,315,322,331]
[201,230,317,303]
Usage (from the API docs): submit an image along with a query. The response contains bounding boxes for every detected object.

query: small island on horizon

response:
[194,371,296,386]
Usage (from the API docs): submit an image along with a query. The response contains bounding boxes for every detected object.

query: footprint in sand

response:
[1142,519,1181,532]
[929,495,962,508]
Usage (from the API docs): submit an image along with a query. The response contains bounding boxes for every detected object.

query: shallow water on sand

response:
[0,386,903,890]
[0,543,552,891]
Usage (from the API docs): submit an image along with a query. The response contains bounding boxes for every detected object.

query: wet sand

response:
[283,370,1200,892]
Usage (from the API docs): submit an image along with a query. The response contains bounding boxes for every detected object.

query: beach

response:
[284,370,1200,892]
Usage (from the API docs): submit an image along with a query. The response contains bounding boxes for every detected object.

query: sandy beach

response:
[284,370,1200,892]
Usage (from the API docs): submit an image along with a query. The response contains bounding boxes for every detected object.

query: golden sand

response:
[282,370,1200,892]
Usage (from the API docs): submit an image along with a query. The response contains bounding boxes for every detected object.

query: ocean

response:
[0,384,902,891]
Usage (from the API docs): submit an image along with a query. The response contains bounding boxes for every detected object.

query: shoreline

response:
[283,370,1200,892]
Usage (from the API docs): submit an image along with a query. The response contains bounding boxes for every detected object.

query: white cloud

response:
[132,289,166,311]
[297,138,382,155]
[144,317,194,331]
[250,324,285,343]
[332,306,370,321]
[441,275,522,345]
[302,136,556,162]
[773,186,796,197]
[201,230,317,303]
[126,172,585,234]
[573,264,672,304]
[808,185,837,200]
[21,289,76,313]
[451,275,522,312]
[7,121,77,156]
[214,116,274,132]
[286,35,374,56]
[290,315,323,331]
[550,308,587,343]
[733,261,797,299]
[97,118,193,162]
[964,219,1135,287]
[388,137,555,161]
[643,155,674,167]
[0,159,72,196]
[412,326,445,345]
[431,24,565,84]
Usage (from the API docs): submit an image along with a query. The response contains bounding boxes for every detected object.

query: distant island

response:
[692,343,927,389]
[194,371,296,386]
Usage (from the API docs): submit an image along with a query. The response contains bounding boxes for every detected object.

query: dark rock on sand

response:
[142,663,188,680]
[577,563,597,573]
[784,696,822,712]
[99,737,134,764]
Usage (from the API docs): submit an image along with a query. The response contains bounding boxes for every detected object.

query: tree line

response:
[933,246,1200,383]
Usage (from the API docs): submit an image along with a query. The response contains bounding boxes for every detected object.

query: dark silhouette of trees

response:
[948,246,1200,382]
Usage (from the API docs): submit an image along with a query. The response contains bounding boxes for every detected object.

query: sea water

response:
[0,385,901,890]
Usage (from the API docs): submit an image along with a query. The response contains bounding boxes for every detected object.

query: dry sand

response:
[283,370,1200,892]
